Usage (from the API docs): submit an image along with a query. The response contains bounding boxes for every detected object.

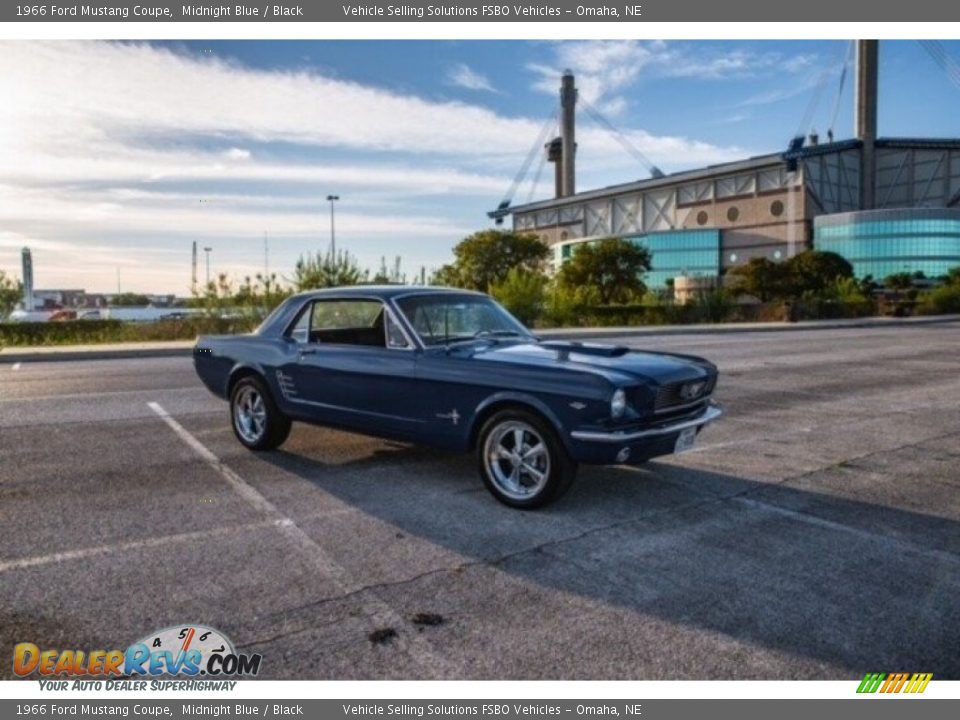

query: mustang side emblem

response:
[680,381,707,401]
[436,409,460,425]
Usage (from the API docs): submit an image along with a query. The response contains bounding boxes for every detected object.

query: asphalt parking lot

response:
[1,322,959,680]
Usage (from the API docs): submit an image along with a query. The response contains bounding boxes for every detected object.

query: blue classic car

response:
[194,286,721,508]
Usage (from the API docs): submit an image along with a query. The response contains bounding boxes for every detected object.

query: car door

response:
[278,298,422,438]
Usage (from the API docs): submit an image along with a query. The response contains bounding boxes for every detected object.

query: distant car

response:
[48,309,77,322]
[78,310,102,321]
[193,287,721,508]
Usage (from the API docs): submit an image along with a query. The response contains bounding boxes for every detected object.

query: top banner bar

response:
[5,0,960,23]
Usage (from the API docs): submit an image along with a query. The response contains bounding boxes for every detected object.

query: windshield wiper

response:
[472,330,527,339]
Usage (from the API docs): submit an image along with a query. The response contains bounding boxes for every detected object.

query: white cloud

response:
[528,41,820,117]
[446,63,498,93]
[224,147,252,160]
[0,41,749,292]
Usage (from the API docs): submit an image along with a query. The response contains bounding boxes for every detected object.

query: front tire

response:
[477,408,577,509]
[230,375,291,451]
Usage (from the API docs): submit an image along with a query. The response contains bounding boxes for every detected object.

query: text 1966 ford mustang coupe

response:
[194,286,721,509]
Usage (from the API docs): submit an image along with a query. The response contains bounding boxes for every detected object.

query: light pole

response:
[326,194,339,258]
[203,247,212,285]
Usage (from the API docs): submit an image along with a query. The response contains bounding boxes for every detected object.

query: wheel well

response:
[226,367,263,399]
[468,400,558,450]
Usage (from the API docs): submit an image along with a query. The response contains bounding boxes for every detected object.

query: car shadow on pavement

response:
[260,444,960,679]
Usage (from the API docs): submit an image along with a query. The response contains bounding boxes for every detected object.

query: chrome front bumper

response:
[570,404,723,443]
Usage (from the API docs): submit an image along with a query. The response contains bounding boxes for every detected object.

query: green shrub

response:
[489,268,546,326]
[541,283,600,327]
[0,317,260,348]
[916,284,960,315]
[687,288,735,323]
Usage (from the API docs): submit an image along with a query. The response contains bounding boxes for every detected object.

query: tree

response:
[440,230,549,291]
[292,249,365,290]
[110,292,151,307]
[858,274,879,296]
[556,238,651,305]
[784,250,853,296]
[430,264,463,287]
[0,270,22,320]
[883,272,915,293]
[728,257,790,302]
[542,281,601,327]
[195,273,235,315]
[489,267,546,326]
[371,256,406,284]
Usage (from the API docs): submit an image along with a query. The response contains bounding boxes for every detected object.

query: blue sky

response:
[1,39,959,293]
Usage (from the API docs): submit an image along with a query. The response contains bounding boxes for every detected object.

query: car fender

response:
[469,391,573,454]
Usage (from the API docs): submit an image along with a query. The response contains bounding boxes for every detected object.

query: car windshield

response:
[395,294,531,347]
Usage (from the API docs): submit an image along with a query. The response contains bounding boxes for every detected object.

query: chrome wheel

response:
[233,385,267,444]
[483,420,551,501]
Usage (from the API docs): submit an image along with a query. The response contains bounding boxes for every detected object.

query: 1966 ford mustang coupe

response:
[194,286,721,508]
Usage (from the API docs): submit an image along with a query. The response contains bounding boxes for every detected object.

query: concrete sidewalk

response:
[0,340,195,363]
[1,313,958,363]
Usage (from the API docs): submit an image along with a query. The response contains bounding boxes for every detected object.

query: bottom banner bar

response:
[1,700,957,720]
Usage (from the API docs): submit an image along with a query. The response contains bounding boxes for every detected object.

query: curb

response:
[0,345,193,364]
[1,314,957,363]
[536,314,960,340]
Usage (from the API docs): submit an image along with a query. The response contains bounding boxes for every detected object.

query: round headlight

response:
[611,388,627,419]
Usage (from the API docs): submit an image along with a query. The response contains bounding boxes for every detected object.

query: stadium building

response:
[492,41,960,287]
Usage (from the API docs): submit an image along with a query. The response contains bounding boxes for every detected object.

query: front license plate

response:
[674,426,697,453]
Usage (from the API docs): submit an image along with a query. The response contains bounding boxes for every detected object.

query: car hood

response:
[464,339,714,386]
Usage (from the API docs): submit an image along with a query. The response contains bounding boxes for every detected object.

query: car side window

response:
[289,299,402,348]
[288,303,312,344]
[384,311,409,349]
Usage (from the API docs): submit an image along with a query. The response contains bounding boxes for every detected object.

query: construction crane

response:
[578,97,665,179]
[488,112,556,225]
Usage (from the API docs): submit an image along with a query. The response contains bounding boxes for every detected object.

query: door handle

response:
[299,347,318,356]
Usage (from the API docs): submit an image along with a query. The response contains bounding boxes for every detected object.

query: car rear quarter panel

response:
[194,335,288,400]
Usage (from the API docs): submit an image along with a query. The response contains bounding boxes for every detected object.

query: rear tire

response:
[230,375,291,451]
[477,408,577,509]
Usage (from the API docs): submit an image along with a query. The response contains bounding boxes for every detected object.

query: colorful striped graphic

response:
[857,672,932,694]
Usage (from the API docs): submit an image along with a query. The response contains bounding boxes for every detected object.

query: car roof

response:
[292,285,486,301]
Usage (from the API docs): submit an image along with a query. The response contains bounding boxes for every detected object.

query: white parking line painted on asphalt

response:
[0,519,279,574]
[735,496,960,567]
[11,363,21,371]
[146,400,460,678]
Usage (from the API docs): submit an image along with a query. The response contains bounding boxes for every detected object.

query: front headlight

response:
[611,388,627,419]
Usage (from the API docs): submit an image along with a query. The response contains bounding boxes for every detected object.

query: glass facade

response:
[555,229,720,289]
[814,209,960,280]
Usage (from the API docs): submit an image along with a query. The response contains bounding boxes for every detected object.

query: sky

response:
[1,39,959,295]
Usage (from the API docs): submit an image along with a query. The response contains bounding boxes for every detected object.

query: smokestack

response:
[856,39,879,209]
[560,70,577,198]
[21,247,34,311]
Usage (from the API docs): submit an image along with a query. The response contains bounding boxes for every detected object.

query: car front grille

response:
[654,375,716,413]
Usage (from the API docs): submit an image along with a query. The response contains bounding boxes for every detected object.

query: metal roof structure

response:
[506,136,960,217]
